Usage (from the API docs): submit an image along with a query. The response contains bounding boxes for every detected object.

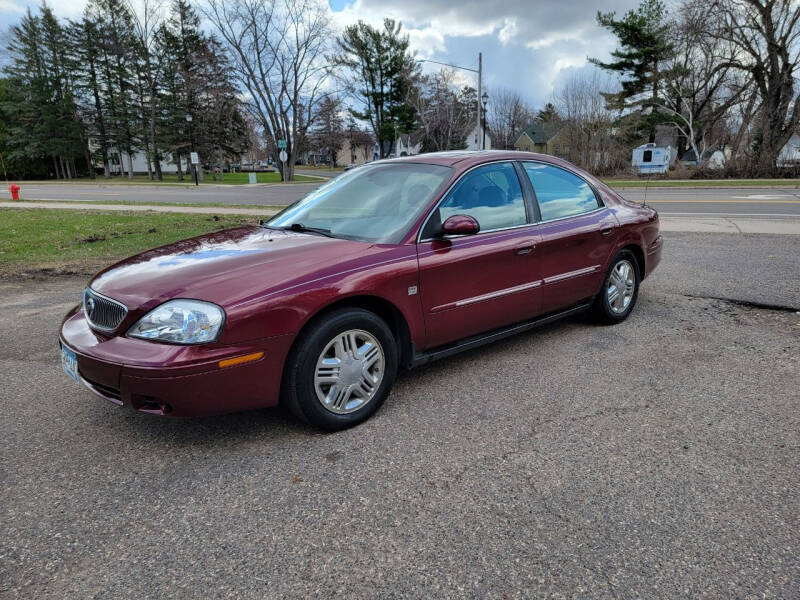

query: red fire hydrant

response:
[9,183,20,201]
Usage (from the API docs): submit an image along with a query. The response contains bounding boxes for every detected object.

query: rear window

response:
[522,162,600,221]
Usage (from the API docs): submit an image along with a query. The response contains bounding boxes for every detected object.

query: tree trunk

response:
[83,144,94,180]
[145,150,153,181]
[53,156,60,180]
[126,152,134,179]
[176,153,184,181]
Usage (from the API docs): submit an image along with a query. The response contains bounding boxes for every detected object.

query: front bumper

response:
[60,307,294,417]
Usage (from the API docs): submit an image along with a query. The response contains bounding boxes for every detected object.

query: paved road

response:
[0,182,321,207]
[3,182,800,216]
[2,232,799,598]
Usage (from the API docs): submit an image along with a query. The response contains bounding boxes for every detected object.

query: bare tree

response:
[659,0,751,166]
[200,0,330,180]
[128,0,166,180]
[410,68,476,152]
[709,0,800,172]
[553,70,626,173]
[308,95,345,166]
[487,87,533,150]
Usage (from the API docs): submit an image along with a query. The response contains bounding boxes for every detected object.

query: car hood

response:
[89,226,373,309]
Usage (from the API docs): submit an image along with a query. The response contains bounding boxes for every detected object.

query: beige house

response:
[334,132,377,167]
[513,122,569,158]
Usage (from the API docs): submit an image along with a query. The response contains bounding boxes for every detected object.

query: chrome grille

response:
[83,288,128,331]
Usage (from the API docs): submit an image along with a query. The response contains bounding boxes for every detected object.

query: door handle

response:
[515,244,534,255]
[599,226,615,236]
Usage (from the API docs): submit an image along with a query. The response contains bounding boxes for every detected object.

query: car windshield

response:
[266,162,453,243]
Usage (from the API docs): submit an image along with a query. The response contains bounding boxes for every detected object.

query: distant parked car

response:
[60,151,662,430]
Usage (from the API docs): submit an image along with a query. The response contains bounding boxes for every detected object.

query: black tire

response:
[590,249,641,324]
[282,308,398,431]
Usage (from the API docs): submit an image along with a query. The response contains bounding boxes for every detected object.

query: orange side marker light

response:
[218,351,264,369]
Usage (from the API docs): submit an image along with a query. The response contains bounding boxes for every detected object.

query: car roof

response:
[374,150,562,170]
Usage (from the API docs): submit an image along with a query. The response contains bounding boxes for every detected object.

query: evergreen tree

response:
[335,19,419,158]
[88,0,140,178]
[69,11,111,177]
[3,6,85,178]
[590,0,675,143]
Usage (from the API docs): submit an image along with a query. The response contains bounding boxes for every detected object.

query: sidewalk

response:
[3,201,800,234]
[0,201,279,217]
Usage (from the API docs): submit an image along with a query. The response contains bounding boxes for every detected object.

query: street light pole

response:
[185,113,198,187]
[477,52,482,150]
[481,91,489,150]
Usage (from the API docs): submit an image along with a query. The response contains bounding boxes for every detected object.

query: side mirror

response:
[441,214,480,236]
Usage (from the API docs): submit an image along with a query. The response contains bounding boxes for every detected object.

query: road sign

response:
[279,150,287,163]
[277,139,287,149]
[190,152,199,164]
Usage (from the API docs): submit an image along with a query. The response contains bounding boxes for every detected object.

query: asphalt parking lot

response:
[2,232,799,598]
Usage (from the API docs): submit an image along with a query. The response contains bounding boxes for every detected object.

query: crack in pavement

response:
[682,293,800,313]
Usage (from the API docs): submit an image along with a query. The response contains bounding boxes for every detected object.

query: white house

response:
[777,134,800,167]
[464,124,492,151]
[394,133,423,157]
[107,149,180,175]
[681,148,726,169]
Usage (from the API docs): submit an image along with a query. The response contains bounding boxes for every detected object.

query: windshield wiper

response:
[284,223,336,238]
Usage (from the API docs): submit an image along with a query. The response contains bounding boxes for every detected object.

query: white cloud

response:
[327,0,634,104]
[0,0,25,14]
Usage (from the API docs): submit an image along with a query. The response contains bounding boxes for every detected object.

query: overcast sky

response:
[1,0,639,107]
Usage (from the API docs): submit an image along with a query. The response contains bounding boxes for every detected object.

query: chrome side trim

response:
[432,280,542,312]
[543,265,601,284]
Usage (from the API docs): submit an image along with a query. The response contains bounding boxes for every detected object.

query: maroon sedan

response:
[60,151,662,430]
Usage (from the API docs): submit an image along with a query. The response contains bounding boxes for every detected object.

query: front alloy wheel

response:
[314,329,385,414]
[282,308,397,430]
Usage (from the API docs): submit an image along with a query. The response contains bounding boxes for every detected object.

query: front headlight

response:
[128,300,225,344]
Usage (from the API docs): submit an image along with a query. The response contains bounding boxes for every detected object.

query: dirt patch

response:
[0,260,106,281]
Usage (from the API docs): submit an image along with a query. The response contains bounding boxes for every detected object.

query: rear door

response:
[521,162,619,313]
[416,161,541,349]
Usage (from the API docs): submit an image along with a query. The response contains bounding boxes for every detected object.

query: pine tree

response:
[590,0,676,143]
[335,19,419,158]
[88,0,140,178]
[3,6,85,178]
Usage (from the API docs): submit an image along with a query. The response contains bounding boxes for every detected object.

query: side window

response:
[643,150,653,162]
[425,162,526,237]
[523,162,600,221]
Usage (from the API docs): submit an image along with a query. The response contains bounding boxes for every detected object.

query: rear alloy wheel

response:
[591,250,641,324]
[283,309,397,430]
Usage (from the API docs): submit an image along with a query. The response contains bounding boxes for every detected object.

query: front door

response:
[416,162,541,349]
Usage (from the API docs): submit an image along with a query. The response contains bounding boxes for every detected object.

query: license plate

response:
[61,345,79,383]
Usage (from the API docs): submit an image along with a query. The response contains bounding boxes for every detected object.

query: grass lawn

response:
[602,178,800,188]
[0,209,261,277]
[297,165,346,172]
